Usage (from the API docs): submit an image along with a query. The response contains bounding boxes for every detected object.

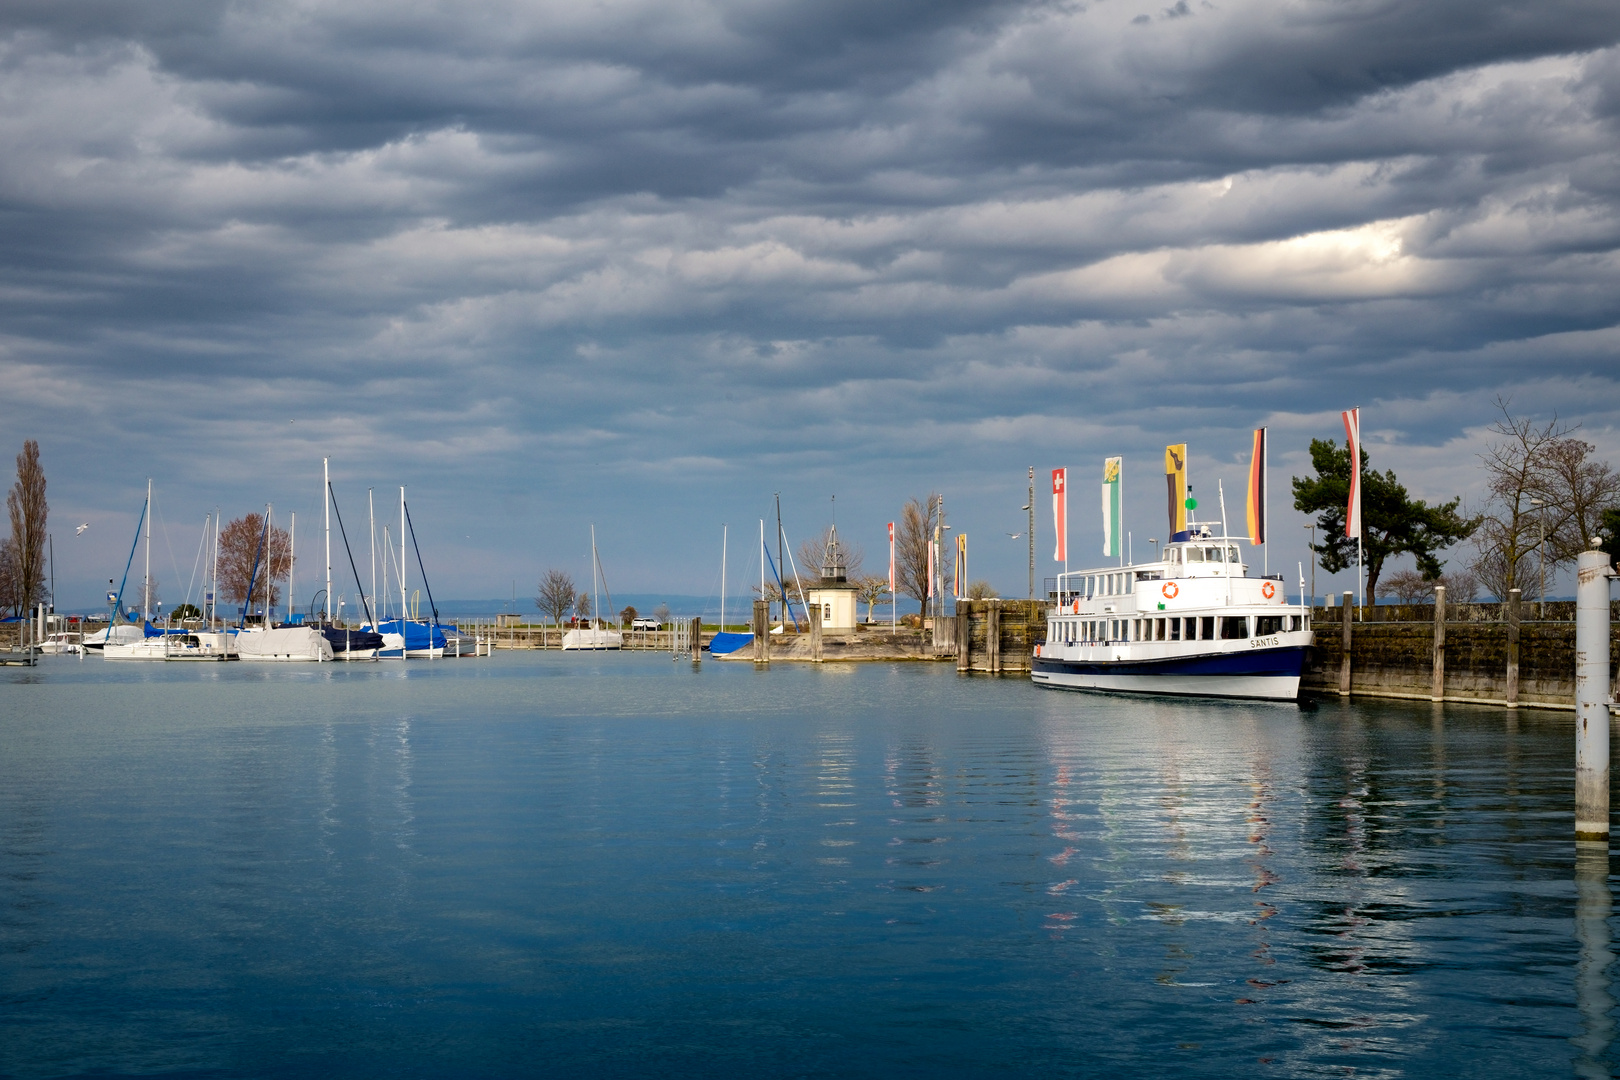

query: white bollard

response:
[1574,546,1614,844]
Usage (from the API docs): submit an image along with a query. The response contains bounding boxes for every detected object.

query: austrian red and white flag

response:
[1342,407,1362,539]
[926,537,936,599]
[888,522,896,592]
[1052,467,1068,563]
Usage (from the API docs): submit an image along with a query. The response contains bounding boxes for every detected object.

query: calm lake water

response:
[1,652,1613,1078]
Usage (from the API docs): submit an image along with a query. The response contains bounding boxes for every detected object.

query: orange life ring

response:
[1162,582,1178,599]
[1262,582,1276,599]
[1072,599,1080,614]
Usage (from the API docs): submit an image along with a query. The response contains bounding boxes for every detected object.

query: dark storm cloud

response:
[2,0,1618,602]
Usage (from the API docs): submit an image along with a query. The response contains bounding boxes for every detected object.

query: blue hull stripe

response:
[1032,645,1308,680]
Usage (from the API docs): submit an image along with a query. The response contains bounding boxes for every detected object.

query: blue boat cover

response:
[707,631,754,655]
[374,619,448,650]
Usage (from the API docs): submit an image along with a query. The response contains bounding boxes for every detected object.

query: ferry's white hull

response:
[1032,666,1301,701]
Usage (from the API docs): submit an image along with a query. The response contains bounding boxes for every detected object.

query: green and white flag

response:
[1102,456,1122,557]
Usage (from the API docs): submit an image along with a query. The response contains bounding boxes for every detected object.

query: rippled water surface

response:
[1,653,1613,1077]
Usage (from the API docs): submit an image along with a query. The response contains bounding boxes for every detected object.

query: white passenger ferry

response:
[1031,527,1312,701]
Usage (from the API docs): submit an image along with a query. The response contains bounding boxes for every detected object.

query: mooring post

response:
[809,603,823,662]
[956,601,971,673]
[987,601,1002,674]
[1505,588,1521,707]
[1574,546,1613,844]
[1431,585,1446,702]
[753,600,769,664]
[691,616,702,667]
[1339,591,1353,696]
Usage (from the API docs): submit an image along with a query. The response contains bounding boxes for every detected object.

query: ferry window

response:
[1126,575,1133,594]
[1169,619,1181,641]
[1200,616,1215,640]
[1185,617,1197,640]
[1289,615,1301,632]
[1227,546,1240,563]
[1255,615,1283,636]
[1205,546,1221,563]
[1185,546,1204,563]
[1132,619,1140,640]
[1219,616,1249,639]
[1155,618,1166,641]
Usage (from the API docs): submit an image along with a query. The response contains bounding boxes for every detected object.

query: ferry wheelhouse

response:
[1031,527,1312,701]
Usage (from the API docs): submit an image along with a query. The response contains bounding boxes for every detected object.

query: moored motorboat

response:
[39,632,83,655]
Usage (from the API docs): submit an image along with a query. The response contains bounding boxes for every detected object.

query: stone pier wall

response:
[1302,601,1620,709]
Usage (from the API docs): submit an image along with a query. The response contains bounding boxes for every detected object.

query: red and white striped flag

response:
[1052,468,1068,563]
[927,537,936,599]
[888,522,895,592]
[1342,407,1361,538]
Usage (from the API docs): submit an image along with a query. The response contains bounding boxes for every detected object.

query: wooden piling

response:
[809,604,823,662]
[1505,588,1520,707]
[1339,592,1353,695]
[1431,585,1446,702]
[691,616,702,666]
[753,600,769,664]
[987,601,1001,674]
[956,601,971,672]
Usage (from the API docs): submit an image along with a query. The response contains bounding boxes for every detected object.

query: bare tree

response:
[966,580,999,600]
[536,569,576,625]
[574,591,592,624]
[6,440,47,616]
[1381,569,1432,603]
[854,575,890,621]
[653,602,671,626]
[1439,567,1480,603]
[218,513,291,612]
[1538,436,1620,563]
[1470,401,1573,600]
[895,494,941,605]
[0,539,19,617]
[798,526,864,579]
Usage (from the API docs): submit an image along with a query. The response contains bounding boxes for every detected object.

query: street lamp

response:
[1530,498,1546,617]
[1303,522,1316,608]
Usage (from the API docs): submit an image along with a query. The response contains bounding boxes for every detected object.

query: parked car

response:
[631,618,660,631]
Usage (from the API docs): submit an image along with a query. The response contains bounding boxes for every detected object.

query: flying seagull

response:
[76,523,89,535]
[1007,532,1021,539]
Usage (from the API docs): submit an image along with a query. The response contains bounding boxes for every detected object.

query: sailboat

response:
[234,504,333,662]
[561,525,622,650]
[706,523,753,656]
[104,480,182,660]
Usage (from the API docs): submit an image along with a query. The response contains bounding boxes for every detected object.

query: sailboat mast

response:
[368,488,376,626]
[400,487,407,621]
[289,512,296,623]
[324,458,331,623]
[211,508,220,629]
[721,524,727,630]
[590,523,601,635]
[143,478,151,623]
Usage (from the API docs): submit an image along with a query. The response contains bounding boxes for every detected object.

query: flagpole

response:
[1262,427,1269,577]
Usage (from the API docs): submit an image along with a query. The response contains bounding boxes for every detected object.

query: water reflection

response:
[1573,845,1613,1079]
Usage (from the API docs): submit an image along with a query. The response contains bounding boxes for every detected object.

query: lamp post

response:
[1530,498,1546,617]
[1304,522,1316,607]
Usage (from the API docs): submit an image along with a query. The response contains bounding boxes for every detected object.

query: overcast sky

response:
[4,0,1619,610]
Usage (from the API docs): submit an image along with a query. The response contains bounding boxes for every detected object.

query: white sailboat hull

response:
[561,628,622,651]
[235,627,334,662]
